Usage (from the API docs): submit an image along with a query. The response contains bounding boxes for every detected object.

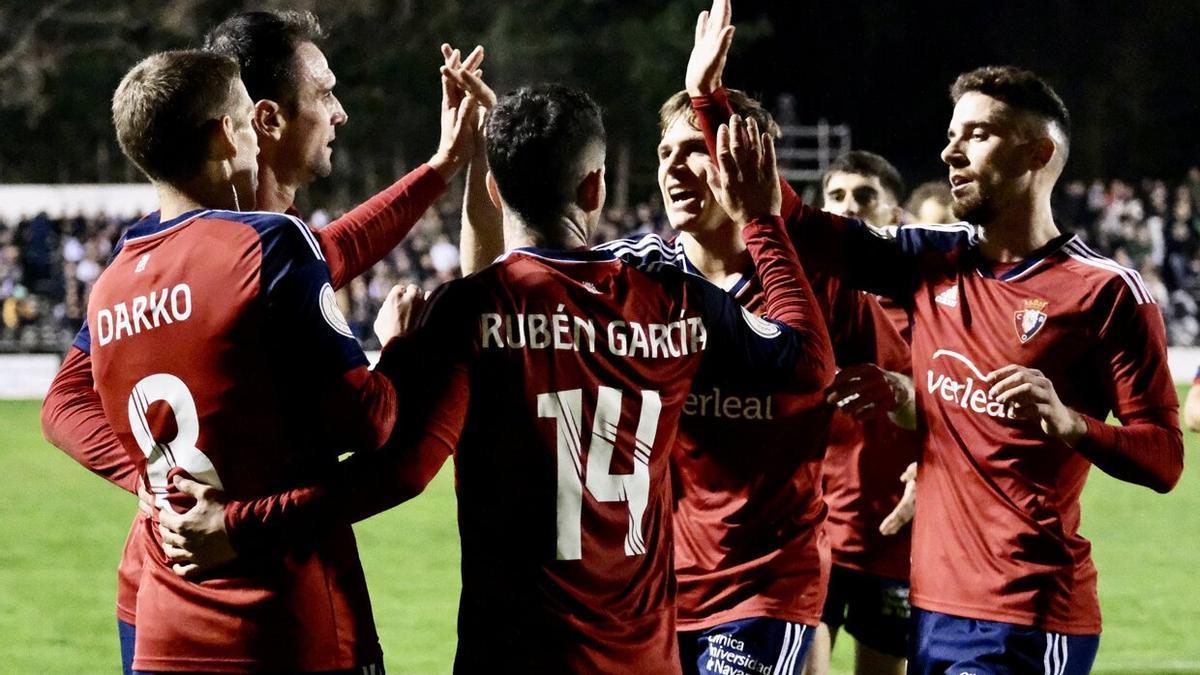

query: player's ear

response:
[1029,136,1056,170]
[213,115,239,162]
[253,99,283,142]
[485,170,503,210]
[576,169,604,213]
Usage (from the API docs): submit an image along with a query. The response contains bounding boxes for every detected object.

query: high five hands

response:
[705,115,782,224]
[428,44,484,181]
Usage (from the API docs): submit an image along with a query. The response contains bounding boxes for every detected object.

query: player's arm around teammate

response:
[686,0,1182,495]
[157,84,836,579]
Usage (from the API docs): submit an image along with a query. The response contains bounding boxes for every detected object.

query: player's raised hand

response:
[429,44,482,182]
[374,283,426,348]
[156,474,236,578]
[704,114,781,224]
[986,364,1087,444]
[825,363,912,421]
[440,43,497,110]
[686,0,735,96]
[880,462,918,536]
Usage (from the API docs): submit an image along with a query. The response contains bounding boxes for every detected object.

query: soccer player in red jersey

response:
[695,10,1184,671]
[87,48,468,673]
[39,11,477,671]
[159,82,834,673]
[445,21,902,671]
[808,151,922,675]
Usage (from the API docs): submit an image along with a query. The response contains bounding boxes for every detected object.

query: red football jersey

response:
[88,208,381,671]
[224,215,833,672]
[51,164,447,631]
[597,234,849,630]
[784,209,1182,634]
[691,88,1182,633]
[820,290,920,581]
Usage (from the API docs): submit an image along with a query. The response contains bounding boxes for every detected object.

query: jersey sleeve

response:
[223,279,477,549]
[315,163,447,289]
[690,89,972,302]
[1072,284,1183,493]
[40,346,140,494]
[258,215,397,452]
[683,215,834,392]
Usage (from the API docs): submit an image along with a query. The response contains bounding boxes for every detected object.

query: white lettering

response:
[93,283,193,347]
[97,309,113,346]
[481,313,503,349]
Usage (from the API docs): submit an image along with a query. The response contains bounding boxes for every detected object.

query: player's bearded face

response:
[657,117,728,234]
[279,42,347,183]
[942,93,1031,224]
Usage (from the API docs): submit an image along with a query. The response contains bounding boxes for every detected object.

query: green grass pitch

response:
[0,393,1197,674]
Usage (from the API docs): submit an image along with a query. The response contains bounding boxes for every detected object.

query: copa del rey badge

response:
[1014,298,1049,343]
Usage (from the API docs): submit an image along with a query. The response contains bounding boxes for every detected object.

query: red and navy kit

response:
[597,234,849,632]
[87,207,399,672]
[42,164,446,637]
[691,87,1183,637]
[775,202,1183,634]
[221,215,833,673]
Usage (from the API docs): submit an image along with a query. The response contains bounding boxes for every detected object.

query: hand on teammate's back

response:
[686,0,734,96]
[156,474,236,578]
[705,115,782,225]
[374,283,427,348]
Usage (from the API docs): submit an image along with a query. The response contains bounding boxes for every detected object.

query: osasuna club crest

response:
[1014,298,1049,343]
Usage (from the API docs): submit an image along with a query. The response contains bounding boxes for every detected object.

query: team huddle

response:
[39,2,1184,674]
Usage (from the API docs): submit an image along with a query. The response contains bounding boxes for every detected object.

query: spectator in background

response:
[5,168,1200,351]
[905,180,955,224]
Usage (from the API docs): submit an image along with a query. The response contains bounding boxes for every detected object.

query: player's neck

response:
[680,223,750,287]
[505,211,589,251]
[156,181,227,221]
[255,164,300,214]
[978,197,1060,262]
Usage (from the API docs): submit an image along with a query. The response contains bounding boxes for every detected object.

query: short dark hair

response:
[112,50,242,183]
[486,84,606,228]
[950,65,1071,139]
[658,88,781,139]
[822,151,906,203]
[204,10,325,109]
[905,180,953,215]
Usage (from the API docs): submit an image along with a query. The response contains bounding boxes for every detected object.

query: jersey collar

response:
[508,246,618,263]
[972,232,1076,281]
[123,208,207,243]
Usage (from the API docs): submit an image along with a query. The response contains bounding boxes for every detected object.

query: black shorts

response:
[819,564,910,658]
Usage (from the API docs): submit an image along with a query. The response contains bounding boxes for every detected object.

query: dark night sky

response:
[721,0,1200,186]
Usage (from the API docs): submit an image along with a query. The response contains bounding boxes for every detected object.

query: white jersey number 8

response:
[538,386,662,561]
[127,373,223,507]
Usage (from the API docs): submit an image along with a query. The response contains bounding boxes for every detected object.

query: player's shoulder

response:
[594,232,685,267]
[894,220,980,254]
[205,209,325,262]
[1057,236,1156,306]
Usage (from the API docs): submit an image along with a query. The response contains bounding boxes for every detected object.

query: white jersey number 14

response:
[538,386,662,561]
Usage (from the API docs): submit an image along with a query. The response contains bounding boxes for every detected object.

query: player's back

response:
[87,208,379,672]
[442,247,711,673]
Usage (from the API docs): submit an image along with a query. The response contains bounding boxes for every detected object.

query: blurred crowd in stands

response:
[3,167,1200,352]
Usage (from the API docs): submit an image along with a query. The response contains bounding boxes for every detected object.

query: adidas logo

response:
[935,285,958,308]
[135,253,151,273]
